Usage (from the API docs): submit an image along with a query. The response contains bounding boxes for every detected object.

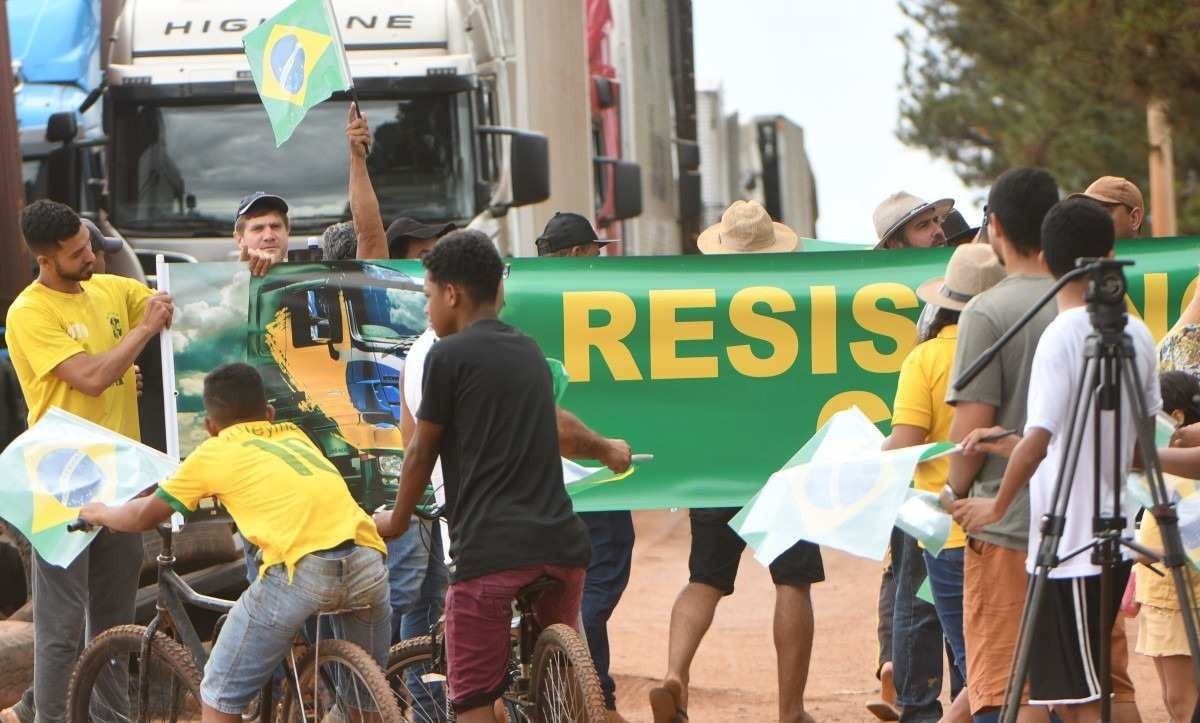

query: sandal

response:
[865,700,901,721]
[648,680,688,723]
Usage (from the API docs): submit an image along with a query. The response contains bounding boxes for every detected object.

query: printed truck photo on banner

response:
[165,239,1200,516]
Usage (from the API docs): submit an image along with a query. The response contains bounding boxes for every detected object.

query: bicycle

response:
[385,567,605,722]
[64,518,402,723]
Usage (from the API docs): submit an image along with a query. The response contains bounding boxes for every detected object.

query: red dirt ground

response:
[609,510,1166,722]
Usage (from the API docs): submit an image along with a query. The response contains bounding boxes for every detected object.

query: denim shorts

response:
[200,544,391,715]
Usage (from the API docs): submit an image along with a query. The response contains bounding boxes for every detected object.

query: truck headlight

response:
[378,454,404,477]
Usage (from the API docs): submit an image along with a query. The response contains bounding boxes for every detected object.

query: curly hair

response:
[20,199,81,252]
[422,229,503,303]
[203,363,269,426]
[321,221,358,261]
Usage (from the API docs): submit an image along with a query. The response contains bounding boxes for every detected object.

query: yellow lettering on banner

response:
[810,285,838,374]
[562,291,643,382]
[1125,294,1144,322]
[1140,273,1169,340]
[849,283,918,373]
[650,289,718,380]
[727,287,798,378]
[1183,276,1198,319]
[817,391,891,427]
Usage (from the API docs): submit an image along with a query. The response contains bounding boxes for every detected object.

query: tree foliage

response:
[898,0,1200,232]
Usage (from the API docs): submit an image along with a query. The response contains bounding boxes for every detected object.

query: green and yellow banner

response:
[164,239,1200,512]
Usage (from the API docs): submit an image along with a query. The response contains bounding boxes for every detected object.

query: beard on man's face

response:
[54,257,94,282]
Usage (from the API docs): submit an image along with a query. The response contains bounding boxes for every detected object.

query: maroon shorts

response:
[445,564,585,713]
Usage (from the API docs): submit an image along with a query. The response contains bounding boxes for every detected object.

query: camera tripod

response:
[952,258,1200,723]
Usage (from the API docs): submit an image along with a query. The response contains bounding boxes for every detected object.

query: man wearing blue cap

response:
[233,191,291,276]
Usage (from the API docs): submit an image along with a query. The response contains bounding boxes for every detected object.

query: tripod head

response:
[1078,258,1133,340]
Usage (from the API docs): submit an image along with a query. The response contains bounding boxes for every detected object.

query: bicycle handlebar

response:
[66,518,91,532]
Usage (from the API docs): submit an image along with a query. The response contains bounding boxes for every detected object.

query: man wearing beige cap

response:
[650,200,820,723]
[873,192,955,249]
[1069,175,1144,239]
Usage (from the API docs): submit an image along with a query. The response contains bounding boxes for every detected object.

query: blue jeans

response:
[892,529,944,723]
[202,545,390,715]
[580,511,635,711]
[387,517,449,642]
[387,517,449,720]
[924,548,966,693]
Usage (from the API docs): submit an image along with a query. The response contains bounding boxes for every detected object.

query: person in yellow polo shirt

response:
[884,243,1004,722]
[80,362,389,723]
[3,199,172,723]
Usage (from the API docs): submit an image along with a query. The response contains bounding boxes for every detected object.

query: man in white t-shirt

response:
[953,197,1157,721]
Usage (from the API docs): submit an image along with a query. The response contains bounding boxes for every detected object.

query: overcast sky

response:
[693,0,985,242]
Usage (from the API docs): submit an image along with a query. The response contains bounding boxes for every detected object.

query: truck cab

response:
[104,0,549,265]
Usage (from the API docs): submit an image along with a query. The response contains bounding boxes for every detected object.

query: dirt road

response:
[609,510,1166,722]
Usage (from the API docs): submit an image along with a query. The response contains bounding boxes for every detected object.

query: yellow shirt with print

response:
[4,274,153,437]
[891,324,966,550]
[155,421,386,579]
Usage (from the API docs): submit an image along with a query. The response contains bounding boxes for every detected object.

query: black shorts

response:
[688,507,824,595]
[1028,562,1131,706]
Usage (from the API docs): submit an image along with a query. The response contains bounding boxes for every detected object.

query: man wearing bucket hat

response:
[873,192,955,249]
[650,200,820,723]
[1068,175,1144,239]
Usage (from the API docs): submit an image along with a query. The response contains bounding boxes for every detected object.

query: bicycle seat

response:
[515,575,562,608]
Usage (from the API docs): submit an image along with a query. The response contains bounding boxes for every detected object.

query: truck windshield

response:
[110,95,476,235]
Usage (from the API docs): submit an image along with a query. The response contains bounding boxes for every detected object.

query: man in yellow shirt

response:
[3,199,172,723]
[80,362,390,723]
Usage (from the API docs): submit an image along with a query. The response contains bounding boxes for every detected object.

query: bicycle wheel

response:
[385,636,452,722]
[278,639,403,723]
[67,624,203,723]
[528,624,606,723]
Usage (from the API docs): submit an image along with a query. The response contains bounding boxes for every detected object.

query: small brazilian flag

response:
[242,0,353,146]
[0,408,179,568]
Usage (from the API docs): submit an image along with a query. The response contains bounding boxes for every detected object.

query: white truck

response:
[99,0,552,263]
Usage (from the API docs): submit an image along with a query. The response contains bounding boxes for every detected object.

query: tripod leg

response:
[1000,355,1100,723]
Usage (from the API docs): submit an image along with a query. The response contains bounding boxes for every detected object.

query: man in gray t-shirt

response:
[946,273,1056,548]
[943,168,1061,719]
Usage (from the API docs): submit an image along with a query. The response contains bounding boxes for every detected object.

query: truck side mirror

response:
[46,112,79,145]
[594,158,642,223]
[477,126,550,212]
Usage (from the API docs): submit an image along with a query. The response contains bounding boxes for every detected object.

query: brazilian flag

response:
[0,408,179,568]
[242,0,353,146]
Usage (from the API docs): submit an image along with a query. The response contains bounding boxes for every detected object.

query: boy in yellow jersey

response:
[80,363,390,723]
[4,199,171,723]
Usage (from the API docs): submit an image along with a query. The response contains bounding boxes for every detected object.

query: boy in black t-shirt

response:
[374,230,591,721]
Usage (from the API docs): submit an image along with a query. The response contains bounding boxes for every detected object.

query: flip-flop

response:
[865,700,901,721]
[648,680,688,723]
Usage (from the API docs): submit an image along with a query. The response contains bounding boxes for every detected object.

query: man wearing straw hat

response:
[650,200,820,723]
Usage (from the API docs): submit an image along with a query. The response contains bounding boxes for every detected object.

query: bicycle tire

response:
[67,624,203,723]
[278,638,403,723]
[528,624,607,723]
[386,636,453,722]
